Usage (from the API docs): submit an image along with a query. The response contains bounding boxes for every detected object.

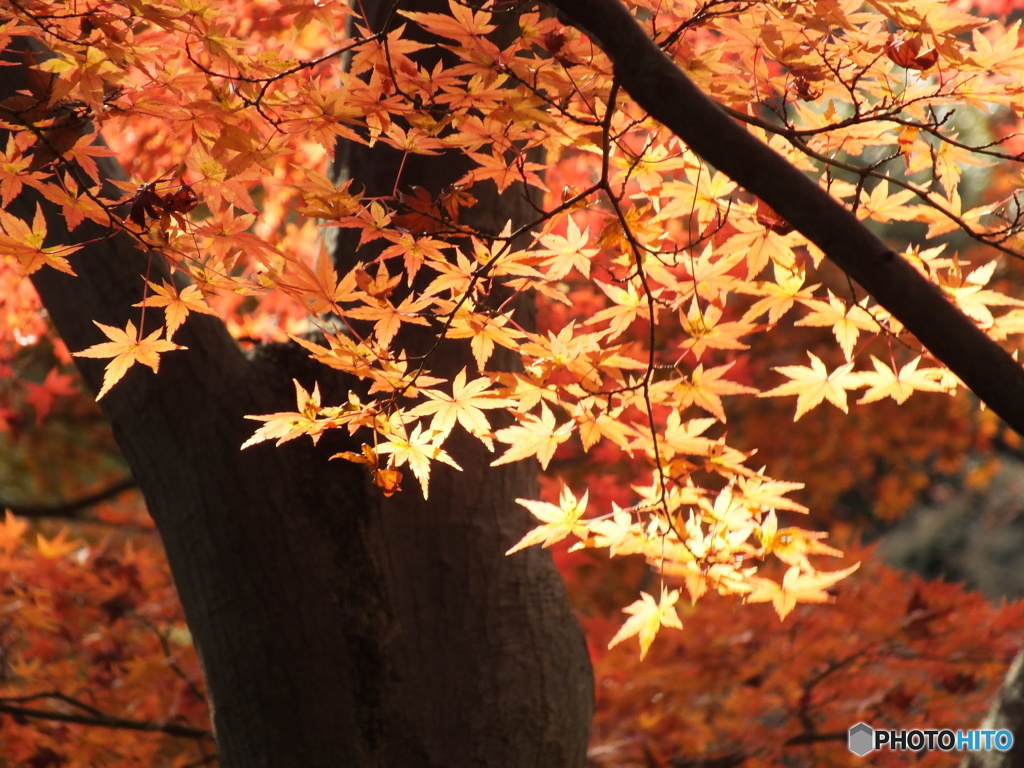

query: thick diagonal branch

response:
[547,0,1024,435]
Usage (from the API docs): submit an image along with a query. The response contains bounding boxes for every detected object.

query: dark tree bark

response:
[1,3,594,766]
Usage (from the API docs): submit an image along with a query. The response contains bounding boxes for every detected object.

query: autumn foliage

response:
[4,0,1024,764]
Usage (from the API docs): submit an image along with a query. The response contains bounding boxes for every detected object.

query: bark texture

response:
[964,649,1024,768]
[2,13,593,768]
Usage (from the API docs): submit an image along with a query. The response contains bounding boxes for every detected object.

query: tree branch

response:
[546,0,1024,436]
[0,477,137,519]
[0,694,213,740]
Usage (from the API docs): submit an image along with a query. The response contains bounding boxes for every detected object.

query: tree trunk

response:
[964,649,1024,768]
[2,8,594,766]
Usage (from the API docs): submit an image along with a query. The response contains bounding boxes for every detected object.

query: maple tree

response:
[4,0,1024,765]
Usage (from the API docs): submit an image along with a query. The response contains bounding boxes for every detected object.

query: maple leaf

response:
[587,279,651,340]
[242,380,327,449]
[36,529,80,559]
[535,216,599,279]
[758,510,842,570]
[332,444,403,497]
[738,261,818,325]
[746,563,860,620]
[0,203,80,277]
[400,0,496,41]
[392,186,446,235]
[761,352,861,420]
[736,473,808,515]
[23,368,77,424]
[73,321,184,400]
[346,293,433,350]
[658,412,718,460]
[407,368,514,450]
[663,362,757,422]
[853,355,951,405]
[446,309,524,371]
[678,298,753,360]
[935,258,1024,328]
[135,280,218,341]
[491,402,574,470]
[0,135,32,207]
[607,586,684,660]
[379,232,449,283]
[376,422,461,499]
[574,401,635,453]
[467,149,546,192]
[795,292,877,361]
[0,510,28,554]
[506,485,589,555]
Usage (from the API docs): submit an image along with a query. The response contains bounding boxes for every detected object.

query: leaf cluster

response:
[3,0,1024,658]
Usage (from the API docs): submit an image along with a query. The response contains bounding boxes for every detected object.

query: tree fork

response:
[1,5,593,765]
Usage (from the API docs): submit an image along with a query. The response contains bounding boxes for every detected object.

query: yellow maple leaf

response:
[376,422,461,499]
[491,402,574,470]
[758,510,842,570]
[407,368,514,450]
[795,292,876,361]
[854,355,950,405]
[242,380,326,449]
[587,279,649,340]
[535,216,599,279]
[746,563,860,620]
[73,320,184,400]
[761,352,860,420]
[506,485,589,555]
[666,362,757,422]
[608,586,684,660]
[36,529,80,559]
[678,298,753,360]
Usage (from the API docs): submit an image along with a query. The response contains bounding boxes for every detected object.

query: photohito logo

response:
[848,722,1014,756]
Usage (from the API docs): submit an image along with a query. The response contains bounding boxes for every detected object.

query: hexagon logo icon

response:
[849,722,874,757]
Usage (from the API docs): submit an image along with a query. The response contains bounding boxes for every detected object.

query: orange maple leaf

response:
[135,280,218,341]
[73,321,184,400]
[346,293,433,349]
[0,203,80,277]
[400,0,496,42]
[0,510,28,554]
[446,308,525,371]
